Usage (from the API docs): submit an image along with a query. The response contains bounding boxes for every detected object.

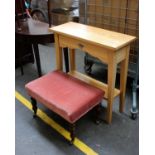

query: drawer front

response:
[59,35,109,63]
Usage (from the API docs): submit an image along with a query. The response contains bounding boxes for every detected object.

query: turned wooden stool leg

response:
[69,123,76,145]
[31,97,37,118]
[94,103,101,124]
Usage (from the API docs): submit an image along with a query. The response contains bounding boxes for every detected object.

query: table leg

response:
[54,34,63,70]
[63,48,69,73]
[69,48,75,71]
[119,46,130,112]
[106,55,117,124]
[32,43,42,77]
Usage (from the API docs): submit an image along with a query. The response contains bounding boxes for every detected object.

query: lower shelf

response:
[68,70,120,99]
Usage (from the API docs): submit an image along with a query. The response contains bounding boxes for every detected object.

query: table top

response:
[16,18,53,36]
[50,22,136,50]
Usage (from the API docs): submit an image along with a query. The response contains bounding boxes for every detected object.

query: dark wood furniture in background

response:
[15,17,70,76]
[15,0,34,75]
[47,0,79,27]
[16,18,54,76]
[15,0,71,76]
[15,36,34,75]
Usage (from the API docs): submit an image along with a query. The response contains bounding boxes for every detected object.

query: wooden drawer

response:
[59,35,109,63]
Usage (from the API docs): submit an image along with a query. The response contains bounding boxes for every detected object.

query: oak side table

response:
[49,22,136,124]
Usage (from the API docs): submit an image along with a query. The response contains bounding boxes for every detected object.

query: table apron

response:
[58,35,112,63]
[115,46,129,63]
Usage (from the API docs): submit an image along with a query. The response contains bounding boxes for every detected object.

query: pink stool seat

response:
[25,70,103,123]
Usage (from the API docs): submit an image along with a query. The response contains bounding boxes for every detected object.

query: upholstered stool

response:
[25,70,104,144]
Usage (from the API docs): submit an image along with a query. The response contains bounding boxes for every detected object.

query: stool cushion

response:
[25,70,103,123]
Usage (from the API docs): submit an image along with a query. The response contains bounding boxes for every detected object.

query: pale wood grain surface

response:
[49,22,136,50]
